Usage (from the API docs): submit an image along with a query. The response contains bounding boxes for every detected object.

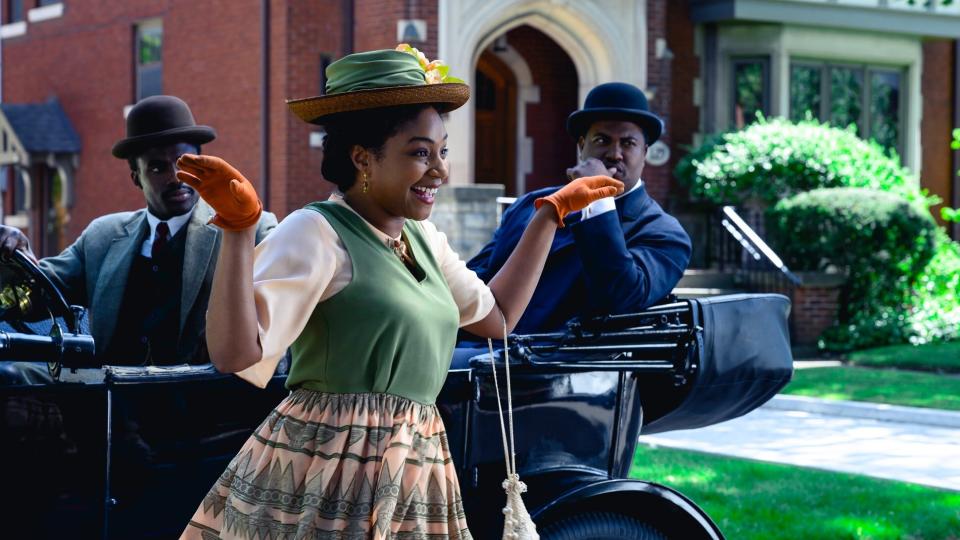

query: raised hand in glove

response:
[534,175,624,227]
[176,154,262,231]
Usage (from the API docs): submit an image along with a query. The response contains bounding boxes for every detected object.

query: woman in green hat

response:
[177,47,621,540]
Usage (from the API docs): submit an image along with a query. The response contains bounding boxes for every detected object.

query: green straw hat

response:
[286,48,470,125]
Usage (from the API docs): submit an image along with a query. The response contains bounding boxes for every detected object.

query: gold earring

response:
[361,172,370,193]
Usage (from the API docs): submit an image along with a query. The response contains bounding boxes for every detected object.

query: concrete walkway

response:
[639,394,960,492]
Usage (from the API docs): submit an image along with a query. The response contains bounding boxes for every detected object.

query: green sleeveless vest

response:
[285,202,461,404]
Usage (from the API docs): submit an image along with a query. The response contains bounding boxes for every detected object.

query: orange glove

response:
[176,154,262,231]
[535,175,624,227]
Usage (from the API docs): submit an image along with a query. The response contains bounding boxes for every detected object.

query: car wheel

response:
[540,511,668,540]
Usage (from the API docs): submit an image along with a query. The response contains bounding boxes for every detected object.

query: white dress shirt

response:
[141,206,195,258]
[580,178,643,221]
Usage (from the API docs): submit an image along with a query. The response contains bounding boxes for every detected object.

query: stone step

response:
[672,287,745,299]
[676,269,741,290]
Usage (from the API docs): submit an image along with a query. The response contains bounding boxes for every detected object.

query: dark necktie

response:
[152,222,170,259]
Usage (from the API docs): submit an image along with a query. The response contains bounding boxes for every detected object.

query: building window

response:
[135,19,163,102]
[37,0,61,5]
[7,0,24,22]
[731,57,770,128]
[790,61,903,155]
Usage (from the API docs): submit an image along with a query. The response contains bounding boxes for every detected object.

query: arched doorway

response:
[473,26,579,195]
[439,0,647,188]
[474,51,518,194]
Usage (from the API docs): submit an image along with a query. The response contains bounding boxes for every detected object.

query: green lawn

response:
[782,366,960,411]
[630,445,960,540]
[847,341,960,373]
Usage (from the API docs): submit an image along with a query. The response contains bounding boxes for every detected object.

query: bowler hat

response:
[287,48,469,126]
[566,82,664,143]
[112,95,216,159]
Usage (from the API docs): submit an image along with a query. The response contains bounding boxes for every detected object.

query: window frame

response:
[133,18,163,103]
[788,58,906,157]
[6,0,24,23]
[729,56,771,129]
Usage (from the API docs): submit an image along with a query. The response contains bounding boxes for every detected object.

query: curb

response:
[765,394,960,429]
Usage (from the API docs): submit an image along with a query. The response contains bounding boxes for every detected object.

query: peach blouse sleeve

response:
[234,209,349,387]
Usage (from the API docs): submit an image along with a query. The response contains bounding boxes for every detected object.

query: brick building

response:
[1,0,958,264]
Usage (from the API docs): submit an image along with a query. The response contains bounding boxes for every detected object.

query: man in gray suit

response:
[0,95,276,366]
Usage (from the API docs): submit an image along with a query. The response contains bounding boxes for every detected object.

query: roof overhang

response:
[0,113,29,167]
[0,98,81,168]
[690,0,960,39]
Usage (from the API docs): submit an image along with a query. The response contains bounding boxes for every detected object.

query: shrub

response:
[768,188,938,349]
[909,232,960,343]
[678,117,960,349]
[675,116,921,206]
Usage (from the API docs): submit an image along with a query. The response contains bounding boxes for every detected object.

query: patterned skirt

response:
[180,390,472,540]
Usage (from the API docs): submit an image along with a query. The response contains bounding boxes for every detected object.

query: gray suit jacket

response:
[39,202,277,363]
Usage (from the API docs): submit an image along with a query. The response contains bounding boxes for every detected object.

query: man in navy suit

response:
[459,82,691,351]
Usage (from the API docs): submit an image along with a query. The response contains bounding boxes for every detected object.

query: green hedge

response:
[768,188,938,349]
[676,116,960,349]
[675,116,920,206]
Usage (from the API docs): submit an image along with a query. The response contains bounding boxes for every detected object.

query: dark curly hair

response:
[320,104,436,192]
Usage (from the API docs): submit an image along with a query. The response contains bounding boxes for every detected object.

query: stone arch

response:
[488,40,537,194]
[439,0,648,184]
[18,167,32,210]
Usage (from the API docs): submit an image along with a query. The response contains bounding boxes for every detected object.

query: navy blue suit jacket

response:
[466,183,692,335]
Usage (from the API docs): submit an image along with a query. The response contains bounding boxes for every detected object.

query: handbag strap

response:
[487,308,517,477]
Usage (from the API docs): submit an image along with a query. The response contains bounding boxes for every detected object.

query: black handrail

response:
[718,205,802,287]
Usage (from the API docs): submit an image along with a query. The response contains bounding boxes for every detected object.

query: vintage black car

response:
[0,250,793,539]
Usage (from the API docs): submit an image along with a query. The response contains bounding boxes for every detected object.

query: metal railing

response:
[711,205,802,293]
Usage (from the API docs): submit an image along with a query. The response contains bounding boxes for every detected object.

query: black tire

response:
[540,511,669,540]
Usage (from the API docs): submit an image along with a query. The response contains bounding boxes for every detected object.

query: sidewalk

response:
[639,393,960,492]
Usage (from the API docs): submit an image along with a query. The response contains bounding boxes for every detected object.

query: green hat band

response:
[325,50,427,95]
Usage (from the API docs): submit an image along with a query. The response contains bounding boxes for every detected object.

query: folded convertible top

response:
[640,293,794,434]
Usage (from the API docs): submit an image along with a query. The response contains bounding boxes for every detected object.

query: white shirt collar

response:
[617,177,643,199]
[142,205,195,257]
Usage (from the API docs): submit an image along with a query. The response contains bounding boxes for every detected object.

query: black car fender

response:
[525,471,724,540]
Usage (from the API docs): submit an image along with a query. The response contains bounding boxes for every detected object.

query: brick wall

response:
[920,40,957,231]
[353,0,438,59]
[274,0,341,216]
[644,0,672,205]
[272,0,439,217]
[2,0,263,239]
[748,272,845,347]
[505,25,578,193]
[790,280,843,347]
[666,0,700,197]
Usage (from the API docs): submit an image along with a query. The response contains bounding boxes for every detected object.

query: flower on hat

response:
[396,43,464,84]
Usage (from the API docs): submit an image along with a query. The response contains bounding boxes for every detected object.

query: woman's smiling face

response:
[364,106,449,222]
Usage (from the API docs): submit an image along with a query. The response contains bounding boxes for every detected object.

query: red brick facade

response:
[790,282,843,347]
[2,0,264,242]
[666,0,700,202]
[643,0,672,204]
[2,0,956,251]
[921,40,957,229]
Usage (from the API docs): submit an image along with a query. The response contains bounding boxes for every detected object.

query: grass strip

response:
[782,366,960,411]
[630,445,960,540]
[847,341,960,373]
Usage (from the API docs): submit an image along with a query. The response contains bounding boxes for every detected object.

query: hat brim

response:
[112,125,217,159]
[567,108,664,144]
[287,83,470,125]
